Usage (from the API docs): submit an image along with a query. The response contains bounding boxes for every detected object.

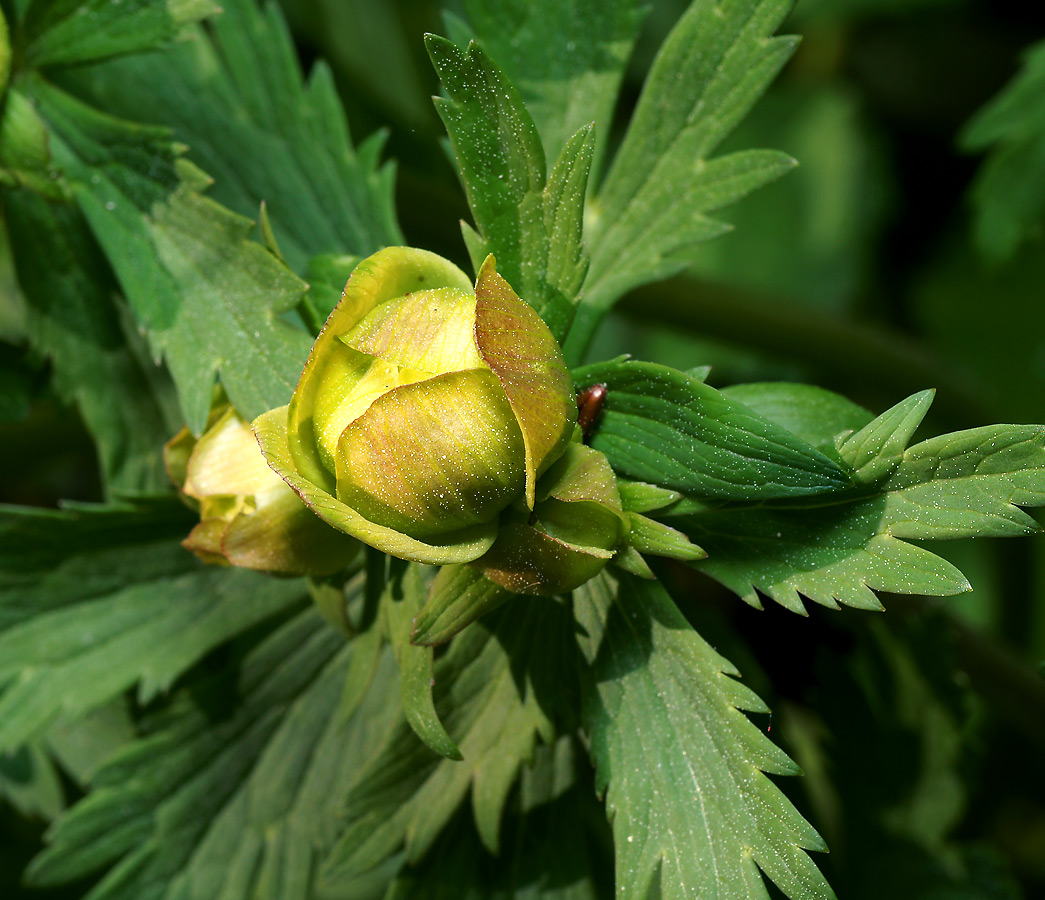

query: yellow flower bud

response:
[254,247,576,565]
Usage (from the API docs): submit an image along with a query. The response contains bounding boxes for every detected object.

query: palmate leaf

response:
[60,0,402,274]
[386,738,609,900]
[565,0,799,360]
[21,74,313,433]
[4,186,181,494]
[427,35,593,341]
[28,606,406,900]
[0,499,305,751]
[446,0,645,174]
[573,358,850,499]
[673,385,1045,614]
[321,598,576,885]
[575,572,832,900]
[19,0,218,69]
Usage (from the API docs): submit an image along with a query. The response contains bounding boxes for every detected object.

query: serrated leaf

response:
[28,606,406,900]
[567,0,799,358]
[427,35,593,340]
[880,424,1045,539]
[383,562,461,760]
[448,0,645,177]
[4,186,181,494]
[575,572,833,900]
[573,358,850,499]
[322,599,575,882]
[673,392,1045,613]
[0,499,305,749]
[681,496,965,614]
[961,39,1045,262]
[25,76,314,432]
[63,0,402,274]
[21,0,218,69]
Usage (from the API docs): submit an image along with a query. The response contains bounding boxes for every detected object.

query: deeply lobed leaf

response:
[20,0,218,69]
[676,386,1045,614]
[566,0,799,359]
[447,0,645,177]
[322,599,575,882]
[28,606,405,900]
[575,572,833,900]
[58,0,402,274]
[4,189,180,494]
[427,35,593,340]
[0,500,306,751]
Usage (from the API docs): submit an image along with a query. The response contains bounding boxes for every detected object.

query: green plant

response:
[2,1,1044,898]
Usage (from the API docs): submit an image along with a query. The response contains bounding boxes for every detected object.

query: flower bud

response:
[477,440,629,594]
[166,404,358,575]
[254,248,576,565]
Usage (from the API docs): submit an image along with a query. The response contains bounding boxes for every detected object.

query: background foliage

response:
[2,0,1045,898]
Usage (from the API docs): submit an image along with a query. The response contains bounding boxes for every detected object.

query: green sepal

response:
[613,544,656,580]
[335,367,525,538]
[411,564,513,647]
[477,442,628,595]
[618,480,684,513]
[626,512,707,561]
[382,562,461,761]
[254,405,497,565]
[475,254,576,508]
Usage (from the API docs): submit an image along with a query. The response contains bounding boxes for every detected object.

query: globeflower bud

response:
[478,440,630,595]
[166,404,359,575]
[254,247,577,565]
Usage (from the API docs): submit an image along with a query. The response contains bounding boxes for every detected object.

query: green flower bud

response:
[166,404,359,575]
[477,439,629,595]
[255,247,576,565]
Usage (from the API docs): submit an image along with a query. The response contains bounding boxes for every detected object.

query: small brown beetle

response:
[577,383,608,442]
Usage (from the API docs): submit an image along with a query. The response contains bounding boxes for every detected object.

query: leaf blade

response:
[574,359,850,499]
[575,572,833,900]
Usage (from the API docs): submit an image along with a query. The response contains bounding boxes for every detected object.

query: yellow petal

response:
[335,369,525,539]
[289,247,473,490]
[254,406,497,565]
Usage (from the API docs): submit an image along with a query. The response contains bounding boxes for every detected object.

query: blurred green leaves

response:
[19,0,218,69]
[963,39,1045,264]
